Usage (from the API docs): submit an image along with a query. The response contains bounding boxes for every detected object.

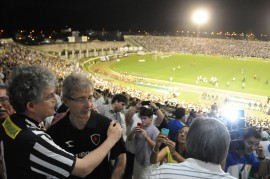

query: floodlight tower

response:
[192,9,209,38]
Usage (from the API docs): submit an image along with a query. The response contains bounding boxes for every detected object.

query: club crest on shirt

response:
[90,134,100,145]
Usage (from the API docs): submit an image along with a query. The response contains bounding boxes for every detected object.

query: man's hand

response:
[256,144,265,158]
[107,121,122,143]
[149,101,158,110]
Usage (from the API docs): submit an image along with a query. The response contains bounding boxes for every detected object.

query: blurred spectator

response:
[97,93,128,138]
[261,131,269,141]
[150,117,235,178]
[0,84,15,122]
[125,101,165,130]
[186,109,197,126]
[131,35,270,59]
[150,126,189,164]
[124,101,142,179]
[93,89,105,107]
[128,108,160,179]
[225,128,267,179]
[167,107,185,140]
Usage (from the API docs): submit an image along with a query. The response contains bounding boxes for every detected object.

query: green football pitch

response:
[82,53,270,120]
[109,54,270,97]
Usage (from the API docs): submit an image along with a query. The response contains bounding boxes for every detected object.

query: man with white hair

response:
[47,72,126,179]
[151,117,236,179]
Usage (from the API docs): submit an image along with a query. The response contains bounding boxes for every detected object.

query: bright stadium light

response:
[192,8,209,38]
[192,9,209,25]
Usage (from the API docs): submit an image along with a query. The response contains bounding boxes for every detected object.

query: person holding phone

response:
[124,100,164,179]
[150,126,189,164]
[128,108,159,179]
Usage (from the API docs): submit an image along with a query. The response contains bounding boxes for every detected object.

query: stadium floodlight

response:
[192,8,209,38]
[221,105,244,124]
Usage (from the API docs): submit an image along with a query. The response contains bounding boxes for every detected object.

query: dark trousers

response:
[123,151,135,179]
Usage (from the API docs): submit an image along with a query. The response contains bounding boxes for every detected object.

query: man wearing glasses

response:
[0,66,122,179]
[47,72,126,179]
[0,84,14,122]
[225,127,267,179]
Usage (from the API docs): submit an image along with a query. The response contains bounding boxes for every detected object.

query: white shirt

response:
[150,158,236,179]
[125,113,141,153]
[260,141,270,160]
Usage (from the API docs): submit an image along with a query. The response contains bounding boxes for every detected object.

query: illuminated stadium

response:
[1,7,270,127]
[77,35,270,124]
[3,2,270,178]
[2,32,270,126]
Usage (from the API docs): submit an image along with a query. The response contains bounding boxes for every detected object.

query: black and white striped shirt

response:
[0,113,76,179]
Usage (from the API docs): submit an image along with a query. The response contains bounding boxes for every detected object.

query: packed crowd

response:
[0,65,269,179]
[0,42,213,118]
[131,35,270,59]
[1,41,270,178]
[0,42,269,128]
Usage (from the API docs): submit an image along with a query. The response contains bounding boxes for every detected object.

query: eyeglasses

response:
[65,95,93,104]
[246,141,259,148]
[0,96,9,103]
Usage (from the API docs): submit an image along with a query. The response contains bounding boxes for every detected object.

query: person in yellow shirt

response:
[150,126,189,164]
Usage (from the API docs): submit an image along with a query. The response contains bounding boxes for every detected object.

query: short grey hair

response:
[186,117,230,164]
[8,65,57,113]
[62,72,94,97]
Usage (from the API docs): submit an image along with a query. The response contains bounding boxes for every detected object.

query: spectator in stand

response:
[167,107,186,140]
[128,107,160,179]
[0,83,15,179]
[186,109,197,126]
[151,117,235,179]
[2,41,269,130]
[260,131,270,160]
[0,83,15,122]
[126,100,165,129]
[97,93,128,138]
[131,35,270,59]
[225,127,267,179]
[0,66,122,178]
[150,126,189,164]
[93,89,105,107]
[47,72,126,179]
[123,100,142,179]
[124,100,165,179]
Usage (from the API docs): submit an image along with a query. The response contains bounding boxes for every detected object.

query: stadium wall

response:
[31,41,127,52]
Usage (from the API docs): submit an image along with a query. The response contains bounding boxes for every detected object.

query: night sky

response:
[1,0,270,34]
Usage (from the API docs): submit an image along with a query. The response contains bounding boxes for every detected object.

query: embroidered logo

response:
[2,116,22,139]
[90,134,100,145]
[65,140,75,148]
